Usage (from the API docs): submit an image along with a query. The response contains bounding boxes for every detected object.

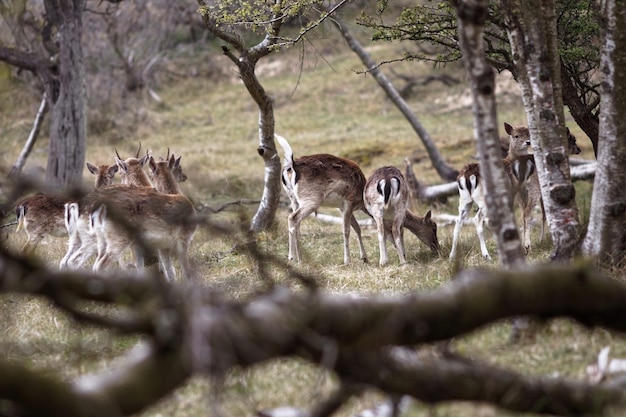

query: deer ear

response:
[425,210,432,220]
[109,164,119,174]
[116,158,129,173]
[86,162,98,175]
[504,122,513,135]
[149,156,157,172]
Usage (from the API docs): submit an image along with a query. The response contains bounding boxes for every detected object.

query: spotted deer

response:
[14,162,118,254]
[275,134,368,265]
[364,166,410,266]
[449,122,534,261]
[88,156,196,280]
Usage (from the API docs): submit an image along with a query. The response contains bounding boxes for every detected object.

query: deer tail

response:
[15,205,25,232]
[274,134,294,169]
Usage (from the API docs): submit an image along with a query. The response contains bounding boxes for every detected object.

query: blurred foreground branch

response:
[0,248,625,416]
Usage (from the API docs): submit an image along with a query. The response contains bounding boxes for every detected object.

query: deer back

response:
[15,193,67,237]
[291,154,366,208]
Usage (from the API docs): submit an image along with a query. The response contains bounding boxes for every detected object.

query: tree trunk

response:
[225,47,282,233]
[331,17,459,182]
[197,6,284,233]
[43,0,87,190]
[454,0,526,269]
[502,0,580,262]
[581,0,626,266]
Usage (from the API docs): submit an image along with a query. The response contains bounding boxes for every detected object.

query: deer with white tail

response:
[364,166,409,266]
[448,122,581,261]
[87,151,196,280]
[14,161,119,255]
[275,134,368,265]
[449,122,535,261]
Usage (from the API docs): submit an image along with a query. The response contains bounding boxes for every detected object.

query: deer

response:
[88,156,197,280]
[449,123,582,261]
[14,162,119,254]
[275,134,368,265]
[60,146,154,269]
[388,209,441,256]
[449,122,534,261]
[89,151,191,276]
[148,151,187,194]
[364,166,410,266]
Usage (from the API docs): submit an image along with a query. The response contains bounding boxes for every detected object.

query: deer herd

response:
[11,123,581,277]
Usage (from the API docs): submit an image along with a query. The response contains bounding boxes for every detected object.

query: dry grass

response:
[0,34,615,417]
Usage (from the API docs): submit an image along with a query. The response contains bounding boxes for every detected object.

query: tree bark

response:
[197,3,284,233]
[43,0,87,189]
[453,0,526,269]
[502,0,580,262]
[581,0,626,266]
[331,17,459,182]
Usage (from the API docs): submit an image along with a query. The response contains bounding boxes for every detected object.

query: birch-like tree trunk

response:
[197,4,284,233]
[453,0,526,269]
[501,0,579,261]
[581,0,626,265]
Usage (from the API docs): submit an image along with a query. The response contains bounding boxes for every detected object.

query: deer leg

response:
[349,214,368,263]
[176,240,193,280]
[157,248,176,281]
[374,214,388,267]
[449,194,474,261]
[21,234,43,254]
[474,207,492,261]
[287,205,316,264]
[341,203,356,265]
[392,215,406,265]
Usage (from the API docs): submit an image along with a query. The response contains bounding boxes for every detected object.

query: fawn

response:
[449,122,534,261]
[364,166,410,266]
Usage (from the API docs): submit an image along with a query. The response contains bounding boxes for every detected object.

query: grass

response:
[0,33,615,417]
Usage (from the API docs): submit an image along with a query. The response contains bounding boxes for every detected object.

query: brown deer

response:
[449,123,582,260]
[86,150,194,279]
[390,209,440,255]
[14,162,118,254]
[275,134,368,265]
[148,151,187,194]
[364,166,410,266]
[88,164,197,280]
[449,122,534,261]
[60,147,155,269]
